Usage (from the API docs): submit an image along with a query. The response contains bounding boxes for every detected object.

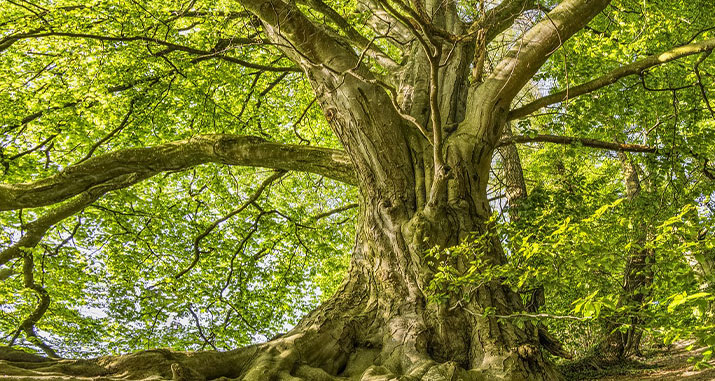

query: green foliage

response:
[428,194,714,361]
[497,0,715,362]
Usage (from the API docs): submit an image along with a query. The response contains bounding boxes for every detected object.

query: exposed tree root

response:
[2,288,563,381]
[0,344,536,381]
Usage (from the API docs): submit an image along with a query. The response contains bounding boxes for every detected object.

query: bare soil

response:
[564,341,715,381]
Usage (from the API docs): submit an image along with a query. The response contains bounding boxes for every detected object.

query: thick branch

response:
[467,0,537,43]
[462,0,610,141]
[0,135,355,211]
[238,0,360,73]
[240,0,415,198]
[509,38,715,120]
[0,173,152,267]
[486,0,610,104]
[498,134,656,153]
[298,0,399,70]
[3,31,299,72]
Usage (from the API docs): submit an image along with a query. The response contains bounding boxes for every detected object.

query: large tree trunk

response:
[253,28,561,381]
[246,180,559,380]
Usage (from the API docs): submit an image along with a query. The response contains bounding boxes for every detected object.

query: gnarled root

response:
[1,319,558,381]
[1,280,563,381]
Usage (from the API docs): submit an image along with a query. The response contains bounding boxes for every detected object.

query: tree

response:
[1,0,714,379]
[597,152,651,359]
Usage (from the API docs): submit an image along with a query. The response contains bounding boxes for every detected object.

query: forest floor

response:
[562,340,715,380]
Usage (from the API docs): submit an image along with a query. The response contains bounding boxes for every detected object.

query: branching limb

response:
[2,31,300,73]
[482,0,611,105]
[0,28,43,53]
[0,134,355,211]
[239,0,416,193]
[77,100,136,164]
[217,211,274,334]
[694,51,714,119]
[498,134,656,153]
[3,134,58,168]
[176,171,286,279]
[2,174,156,356]
[368,2,446,205]
[377,0,434,56]
[237,0,359,72]
[2,102,78,133]
[8,252,59,358]
[466,0,537,43]
[17,31,256,53]
[186,305,218,351]
[174,10,252,19]
[0,173,152,267]
[509,38,715,120]
[311,203,358,220]
[389,0,457,43]
[462,0,611,140]
[297,0,400,70]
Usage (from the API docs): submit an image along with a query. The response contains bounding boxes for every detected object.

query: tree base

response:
[1,343,560,381]
[2,308,563,381]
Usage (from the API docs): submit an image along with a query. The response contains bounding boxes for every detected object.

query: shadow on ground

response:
[561,341,715,381]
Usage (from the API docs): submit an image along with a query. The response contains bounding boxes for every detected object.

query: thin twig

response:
[175,171,286,279]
